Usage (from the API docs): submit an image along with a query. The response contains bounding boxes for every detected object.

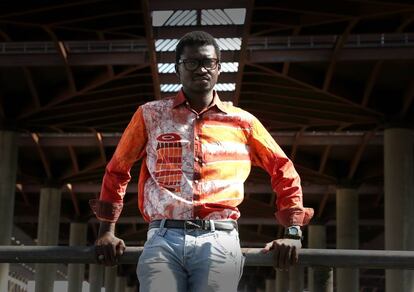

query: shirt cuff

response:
[89,199,123,223]
[275,207,314,227]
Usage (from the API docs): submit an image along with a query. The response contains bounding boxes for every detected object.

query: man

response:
[90,31,313,291]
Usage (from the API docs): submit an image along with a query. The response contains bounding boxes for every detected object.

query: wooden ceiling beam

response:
[18,65,147,119]
[323,18,359,92]
[0,0,104,19]
[48,11,139,27]
[246,62,383,118]
[17,131,386,147]
[30,133,52,179]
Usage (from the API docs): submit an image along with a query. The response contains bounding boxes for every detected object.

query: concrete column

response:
[336,187,359,292]
[89,264,104,292]
[265,279,275,292]
[125,286,136,292]
[115,276,126,292]
[384,128,414,291]
[0,131,18,292]
[35,187,62,292]
[289,265,304,292]
[276,270,288,292]
[308,224,333,292]
[105,266,117,292]
[67,223,87,292]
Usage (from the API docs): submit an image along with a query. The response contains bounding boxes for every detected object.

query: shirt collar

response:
[172,89,229,114]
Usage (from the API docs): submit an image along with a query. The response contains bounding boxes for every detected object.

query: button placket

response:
[193,113,202,218]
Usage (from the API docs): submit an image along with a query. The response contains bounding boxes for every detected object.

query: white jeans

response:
[137,225,245,292]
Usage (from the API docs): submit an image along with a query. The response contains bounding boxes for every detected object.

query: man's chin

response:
[191,85,214,93]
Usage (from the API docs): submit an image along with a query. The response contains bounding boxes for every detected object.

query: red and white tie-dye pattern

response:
[90,90,313,226]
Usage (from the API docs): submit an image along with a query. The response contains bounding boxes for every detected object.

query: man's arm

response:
[248,116,313,270]
[90,106,147,265]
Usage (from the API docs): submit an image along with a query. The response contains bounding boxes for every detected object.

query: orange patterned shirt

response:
[90,90,313,226]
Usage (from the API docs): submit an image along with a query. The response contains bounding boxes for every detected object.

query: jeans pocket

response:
[144,228,160,248]
[212,231,240,260]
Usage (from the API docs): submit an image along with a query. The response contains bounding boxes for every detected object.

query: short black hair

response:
[175,31,221,64]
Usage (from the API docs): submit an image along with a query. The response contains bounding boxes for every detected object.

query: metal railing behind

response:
[1,246,414,269]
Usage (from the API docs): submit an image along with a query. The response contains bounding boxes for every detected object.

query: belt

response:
[149,219,238,231]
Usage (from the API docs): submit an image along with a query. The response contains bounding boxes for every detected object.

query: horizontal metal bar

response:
[1,246,414,269]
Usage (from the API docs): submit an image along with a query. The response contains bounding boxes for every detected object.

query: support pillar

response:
[336,187,359,292]
[35,187,62,292]
[67,223,87,292]
[308,224,333,292]
[289,265,304,292]
[105,266,117,292]
[0,131,18,292]
[384,128,414,291]
[276,270,288,292]
[125,286,136,292]
[89,264,104,292]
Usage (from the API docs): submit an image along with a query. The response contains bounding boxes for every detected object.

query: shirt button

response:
[195,136,199,140]
[196,115,200,119]
[194,157,199,162]
[194,180,199,184]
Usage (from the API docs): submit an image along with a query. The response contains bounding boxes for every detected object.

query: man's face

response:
[176,44,221,94]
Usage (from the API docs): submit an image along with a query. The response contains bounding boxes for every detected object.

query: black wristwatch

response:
[284,226,302,240]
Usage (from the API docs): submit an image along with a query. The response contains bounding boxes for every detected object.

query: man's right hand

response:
[95,222,126,266]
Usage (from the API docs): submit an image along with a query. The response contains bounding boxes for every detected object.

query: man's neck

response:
[183,89,214,113]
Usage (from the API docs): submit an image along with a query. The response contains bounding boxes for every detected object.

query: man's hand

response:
[95,222,126,266]
[262,238,301,271]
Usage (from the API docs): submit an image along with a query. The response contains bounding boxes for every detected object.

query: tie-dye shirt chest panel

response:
[140,99,254,220]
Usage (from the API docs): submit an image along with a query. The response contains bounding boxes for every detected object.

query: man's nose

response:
[194,65,208,74]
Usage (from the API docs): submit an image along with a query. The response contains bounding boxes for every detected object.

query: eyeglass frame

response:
[177,58,220,71]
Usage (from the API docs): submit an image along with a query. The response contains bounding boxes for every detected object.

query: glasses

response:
[178,58,219,71]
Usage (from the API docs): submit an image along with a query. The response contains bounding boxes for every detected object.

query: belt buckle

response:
[185,220,201,229]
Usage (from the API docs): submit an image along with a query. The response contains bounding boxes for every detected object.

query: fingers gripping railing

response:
[1,246,414,269]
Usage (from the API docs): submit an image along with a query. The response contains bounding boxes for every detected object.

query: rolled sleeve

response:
[89,199,124,223]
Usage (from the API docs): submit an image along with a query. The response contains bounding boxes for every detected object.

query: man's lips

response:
[193,76,210,81]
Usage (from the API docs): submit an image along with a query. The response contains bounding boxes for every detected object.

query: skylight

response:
[152,9,246,26]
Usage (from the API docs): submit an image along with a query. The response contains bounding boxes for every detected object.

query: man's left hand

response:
[262,238,301,271]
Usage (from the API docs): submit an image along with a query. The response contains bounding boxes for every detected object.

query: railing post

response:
[384,128,414,291]
[34,187,62,292]
[105,266,117,292]
[265,279,275,292]
[0,131,18,292]
[88,264,104,292]
[308,224,333,292]
[115,276,127,292]
[276,270,288,291]
[336,187,359,292]
[67,222,87,292]
[289,265,304,292]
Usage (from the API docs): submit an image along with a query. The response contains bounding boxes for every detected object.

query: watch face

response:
[288,227,298,235]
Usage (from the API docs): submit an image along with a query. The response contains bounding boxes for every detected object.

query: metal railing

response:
[248,33,414,50]
[1,33,413,55]
[1,246,414,269]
